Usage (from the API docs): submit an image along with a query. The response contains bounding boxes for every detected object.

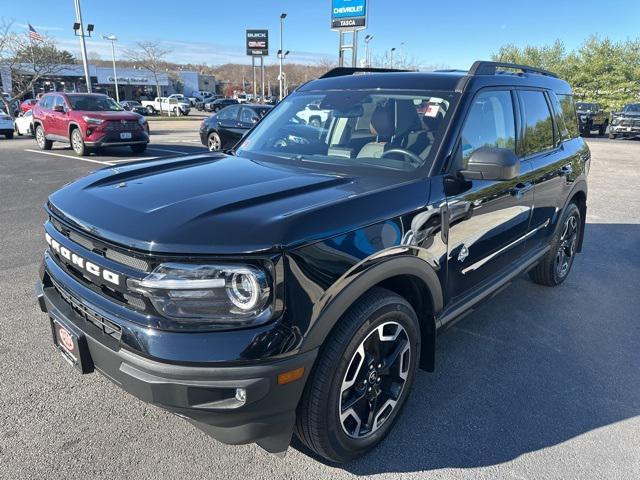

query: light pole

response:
[72,0,93,93]
[390,47,396,69]
[102,34,119,102]
[364,34,374,68]
[279,13,287,101]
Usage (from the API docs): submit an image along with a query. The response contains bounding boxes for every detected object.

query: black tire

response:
[35,125,52,150]
[70,128,87,156]
[598,122,608,136]
[609,132,617,140]
[15,124,22,136]
[146,106,155,115]
[130,143,147,154]
[5,131,14,139]
[529,202,581,287]
[295,287,420,463]
[581,125,591,138]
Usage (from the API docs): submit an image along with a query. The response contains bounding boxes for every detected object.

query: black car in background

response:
[609,103,640,139]
[199,103,272,151]
[119,100,148,115]
[575,102,608,136]
[204,98,239,113]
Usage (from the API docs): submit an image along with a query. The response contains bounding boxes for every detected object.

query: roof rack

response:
[319,67,411,79]
[468,61,558,78]
[433,69,468,73]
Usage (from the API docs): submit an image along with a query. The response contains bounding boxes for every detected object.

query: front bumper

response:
[610,124,640,135]
[84,130,149,147]
[35,263,317,454]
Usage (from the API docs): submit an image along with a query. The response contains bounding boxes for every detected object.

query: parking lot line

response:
[109,157,156,163]
[24,149,116,165]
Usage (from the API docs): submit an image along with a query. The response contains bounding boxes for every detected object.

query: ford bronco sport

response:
[35,62,589,463]
[32,93,149,156]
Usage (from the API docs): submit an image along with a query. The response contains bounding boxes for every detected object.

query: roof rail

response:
[468,61,558,78]
[319,67,411,79]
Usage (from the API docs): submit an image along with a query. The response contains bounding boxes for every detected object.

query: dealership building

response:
[0,63,217,100]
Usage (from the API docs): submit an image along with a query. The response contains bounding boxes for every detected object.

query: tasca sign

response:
[246,30,269,56]
[331,0,367,29]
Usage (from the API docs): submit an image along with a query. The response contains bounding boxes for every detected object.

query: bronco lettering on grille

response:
[46,232,121,286]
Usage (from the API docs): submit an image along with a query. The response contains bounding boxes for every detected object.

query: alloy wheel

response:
[71,130,83,153]
[36,127,45,147]
[555,213,579,279]
[208,133,221,151]
[339,321,411,439]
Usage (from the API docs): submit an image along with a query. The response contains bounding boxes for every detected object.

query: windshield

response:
[237,89,456,172]
[68,95,123,112]
[622,104,640,113]
[576,102,595,110]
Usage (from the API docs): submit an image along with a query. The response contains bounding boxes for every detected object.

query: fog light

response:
[86,129,92,136]
[235,388,247,404]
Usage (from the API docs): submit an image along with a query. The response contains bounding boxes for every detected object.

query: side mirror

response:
[53,105,65,113]
[460,147,519,181]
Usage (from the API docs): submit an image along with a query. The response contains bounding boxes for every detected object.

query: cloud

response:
[51,36,330,66]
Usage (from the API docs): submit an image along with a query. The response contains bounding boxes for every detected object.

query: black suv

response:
[35,62,589,463]
[609,103,640,139]
[575,102,608,137]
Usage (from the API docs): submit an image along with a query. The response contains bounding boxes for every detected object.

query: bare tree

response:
[0,19,66,117]
[124,41,170,112]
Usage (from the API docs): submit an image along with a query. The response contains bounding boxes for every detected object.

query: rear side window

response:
[520,91,555,156]
[39,96,52,109]
[458,90,516,167]
[557,94,580,139]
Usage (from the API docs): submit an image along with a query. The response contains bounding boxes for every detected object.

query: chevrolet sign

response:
[331,0,367,29]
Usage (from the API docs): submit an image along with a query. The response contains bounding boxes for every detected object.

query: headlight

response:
[127,263,272,325]
[611,118,619,126]
[83,116,104,125]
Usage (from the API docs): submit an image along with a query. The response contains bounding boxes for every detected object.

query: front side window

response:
[520,90,555,157]
[237,89,456,172]
[457,90,516,169]
[67,95,123,112]
[240,107,259,124]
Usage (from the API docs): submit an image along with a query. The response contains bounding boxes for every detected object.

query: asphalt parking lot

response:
[0,134,639,479]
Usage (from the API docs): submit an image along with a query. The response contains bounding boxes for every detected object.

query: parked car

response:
[35,62,589,463]
[609,103,640,139]
[14,110,34,136]
[119,100,147,115]
[234,92,248,104]
[32,92,149,156]
[199,104,272,151]
[295,100,331,127]
[204,98,238,113]
[575,102,608,136]
[141,97,191,116]
[0,108,14,139]
[195,94,223,111]
[20,99,38,113]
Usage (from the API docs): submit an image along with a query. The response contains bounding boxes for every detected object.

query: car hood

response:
[48,154,428,255]
[615,111,640,118]
[77,110,142,121]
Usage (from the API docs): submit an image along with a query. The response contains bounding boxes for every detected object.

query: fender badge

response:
[458,245,469,263]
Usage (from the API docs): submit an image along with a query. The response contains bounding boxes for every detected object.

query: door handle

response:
[511,182,534,199]
[440,203,449,244]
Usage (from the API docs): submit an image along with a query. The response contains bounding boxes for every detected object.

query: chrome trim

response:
[461,219,550,275]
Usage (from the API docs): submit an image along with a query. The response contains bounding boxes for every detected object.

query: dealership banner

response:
[246,30,269,56]
[331,0,367,29]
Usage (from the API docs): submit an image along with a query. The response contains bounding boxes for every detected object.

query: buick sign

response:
[246,29,269,56]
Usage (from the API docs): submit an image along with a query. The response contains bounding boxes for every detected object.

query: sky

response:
[3,0,640,69]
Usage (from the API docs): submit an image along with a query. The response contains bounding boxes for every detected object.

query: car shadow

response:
[292,222,640,474]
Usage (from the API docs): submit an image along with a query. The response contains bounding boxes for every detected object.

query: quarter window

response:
[458,90,516,168]
[520,91,555,156]
[557,94,580,139]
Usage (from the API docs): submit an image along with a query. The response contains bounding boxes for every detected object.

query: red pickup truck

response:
[32,93,149,156]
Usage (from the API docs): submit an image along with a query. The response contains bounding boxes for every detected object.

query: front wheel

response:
[207,132,222,151]
[146,106,155,115]
[5,131,14,139]
[295,287,420,463]
[70,128,87,156]
[529,203,581,286]
[609,132,617,140]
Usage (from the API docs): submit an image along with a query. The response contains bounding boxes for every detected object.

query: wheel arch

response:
[68,121,81,138]
[301,256,444,372]
[566,182,588,253]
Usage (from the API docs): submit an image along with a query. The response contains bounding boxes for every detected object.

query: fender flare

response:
[67,121,81,138]
[300,255,444,370]
[557,179,588,252]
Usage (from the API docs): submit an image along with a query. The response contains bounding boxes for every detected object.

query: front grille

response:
[50,218,150,272]
[106,121,139,131]
[619,119,640,127]
[51,277,122,340]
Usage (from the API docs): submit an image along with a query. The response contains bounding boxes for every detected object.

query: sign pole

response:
[252,56,256,101]
[260,56,265,103]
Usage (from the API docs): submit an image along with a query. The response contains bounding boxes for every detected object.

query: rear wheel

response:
[35,125,52,150]
[529,203,581,286]
[5,131,14,139]
[207,132,222,151]
[70,128,87,156]
[130,143,147,154]
[598,121,608,136]
[146,106,155,115]
[295,287,420,463]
